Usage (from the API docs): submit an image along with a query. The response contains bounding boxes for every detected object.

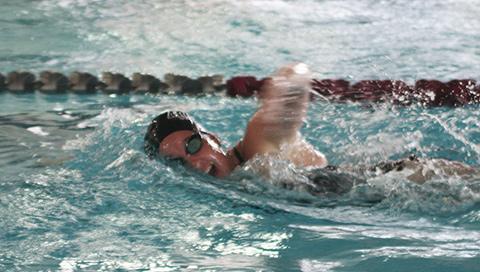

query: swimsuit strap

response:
[233,146,245,165]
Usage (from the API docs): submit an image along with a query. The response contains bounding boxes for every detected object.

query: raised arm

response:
[238,63,327,167]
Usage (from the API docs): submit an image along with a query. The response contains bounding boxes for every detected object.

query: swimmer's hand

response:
[240,63,327,169]
[256,63,312,136]
[265,63,312,100]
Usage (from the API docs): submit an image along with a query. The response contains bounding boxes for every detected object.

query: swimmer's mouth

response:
[207,164,217,176]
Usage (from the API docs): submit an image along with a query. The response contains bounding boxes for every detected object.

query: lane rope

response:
[1,71,478,107]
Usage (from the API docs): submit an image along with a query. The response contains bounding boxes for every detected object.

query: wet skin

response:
[158,130,238,178]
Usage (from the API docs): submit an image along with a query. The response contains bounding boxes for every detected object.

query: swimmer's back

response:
[304,168,366,195]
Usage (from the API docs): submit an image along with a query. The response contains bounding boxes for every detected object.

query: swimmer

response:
[144,63,326,178]
[144,63,478,187]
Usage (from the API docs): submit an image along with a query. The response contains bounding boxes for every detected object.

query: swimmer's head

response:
[144,111,200,158]
[144,111,234,177]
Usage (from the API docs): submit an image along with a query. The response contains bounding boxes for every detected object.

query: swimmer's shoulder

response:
[282,137,328,168]
[232,135,327,169]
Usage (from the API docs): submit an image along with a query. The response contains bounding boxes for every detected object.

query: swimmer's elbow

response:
[312,154,328,168]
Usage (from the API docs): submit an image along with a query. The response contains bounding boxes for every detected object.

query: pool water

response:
[1,1,480,271]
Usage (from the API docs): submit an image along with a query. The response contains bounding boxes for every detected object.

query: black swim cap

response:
[144,111,200,158]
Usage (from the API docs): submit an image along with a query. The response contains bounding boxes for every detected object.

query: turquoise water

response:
[1,1,480,271]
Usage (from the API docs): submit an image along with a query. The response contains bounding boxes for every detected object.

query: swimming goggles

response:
[185,132,204,155]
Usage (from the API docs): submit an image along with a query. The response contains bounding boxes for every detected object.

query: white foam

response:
[105,149,139,170]
[300,260,343,272]
[53,104,64,111]
[27,126,49,136]
[61,113,75,120]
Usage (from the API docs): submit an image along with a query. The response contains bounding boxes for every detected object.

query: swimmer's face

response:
[158,130,233,178]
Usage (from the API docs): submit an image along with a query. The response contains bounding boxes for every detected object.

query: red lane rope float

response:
[226,76,480,107]
[311,79,350,100]
[414,79,478,106]
[226,76,264,97]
